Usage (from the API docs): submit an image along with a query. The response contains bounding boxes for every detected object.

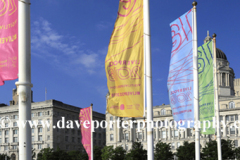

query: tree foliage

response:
[0,154,10,160]
[154,140,174,160]
[201,139,235,160]
[112,146,126,160]
[93,146,102,160]
[125,142,147,160]
[235,146,240,160]
[176,141,195,160]
[101,146,114,160]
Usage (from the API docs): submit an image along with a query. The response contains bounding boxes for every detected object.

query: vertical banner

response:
[105,0,144,117]
[0,0,18,85]
[79,107,92,160]
[198,41,215,134]
[168,9,194,127]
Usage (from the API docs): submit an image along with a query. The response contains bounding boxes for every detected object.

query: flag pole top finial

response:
[212,33,217,38]
[192,1,197,6]
[91,103,93,107]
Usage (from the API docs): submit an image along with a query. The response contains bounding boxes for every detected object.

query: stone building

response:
[0,89,106,160]
[105,34,240,153]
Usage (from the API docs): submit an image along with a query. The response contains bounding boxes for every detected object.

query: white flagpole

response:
[212,33,222,160]
[144,0,154,159]
[15,0,32,159]
[192,2,200,160]
[91,103,93,160]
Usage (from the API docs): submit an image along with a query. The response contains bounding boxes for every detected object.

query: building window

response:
[138,132,143,139]
[229,102,235,109]
[38,127,42,133]
[220,116,223,121]
[13,137,18,142]
[5,138,8,143]
[32,128,34,134]
[47,135,50,140]
[13,129,18,135]
[5,130,9,135]
[66,145,69,150]
[65,136,68,142]
[13,122,17,127]
[235,140,238,147]
[4,146,8,150]
[32,136,34,142]
[78,138,80,143]
[161,109,166,115]
[5,123,8,128]
[110,134,114,141]
[174,130,178,137]
[110,123,114,131]
[38,135,42,141]
[230,126,235,134]
[99,133,101,138]
[13,115,18,119]
[38,112,42,116]
[227,127,229,134]
[13,145,17,149]
[222,73,226,86]
[172,143,175,149]
[161,131,166,138]
[0,138,1,143]
[72,137,74,142]
[47,111,50,115]
[0,131,1,135]
[125,133,129,140]
[31,113,34,118]
[38,119,42,125]
[38,144,42,150]
[236,115,239,120]
[110,116,113,121]
[177,142,180,148]
[126,144,128,150]
[187,129,192,137]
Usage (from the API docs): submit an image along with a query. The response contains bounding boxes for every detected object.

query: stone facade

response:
[0,94,105,160]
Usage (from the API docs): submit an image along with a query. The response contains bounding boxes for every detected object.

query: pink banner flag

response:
[0,0,18,85]
[79,106,92,160]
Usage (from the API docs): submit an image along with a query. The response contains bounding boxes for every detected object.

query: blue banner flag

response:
[167,9,194,128]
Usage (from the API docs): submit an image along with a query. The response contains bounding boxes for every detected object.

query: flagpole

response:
[91,103,93,160]
[212,33,222,160]
[15,0,32,159]
[143,0,154,159]
[192,2,200,160]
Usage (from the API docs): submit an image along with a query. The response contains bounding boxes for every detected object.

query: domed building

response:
[105,32,240,154]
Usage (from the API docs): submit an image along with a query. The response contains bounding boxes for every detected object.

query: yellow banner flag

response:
[105,0,144,117]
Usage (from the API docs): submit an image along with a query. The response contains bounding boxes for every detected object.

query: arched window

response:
[161,109,166,115]
[229,102,235,109]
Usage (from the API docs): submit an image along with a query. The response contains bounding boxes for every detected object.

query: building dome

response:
[203,31,227,60]
[216,48,227,60]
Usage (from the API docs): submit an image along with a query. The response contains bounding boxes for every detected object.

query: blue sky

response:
[0,0,240,115]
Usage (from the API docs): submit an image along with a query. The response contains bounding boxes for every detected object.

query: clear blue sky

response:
[0,0,239,115]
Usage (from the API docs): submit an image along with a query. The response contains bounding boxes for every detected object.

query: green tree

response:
[112,146,126,160]
[68,150,88,160]
[125,142,147,160]
[101,146,114,160]
[235,147,240,160]
[37,148,54,160]
[37,147,71,160]
[201,139,234,160]
[93,146,102,160]
[176,141,195,160]
[0,154,10,160]
[154,141,174,160]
